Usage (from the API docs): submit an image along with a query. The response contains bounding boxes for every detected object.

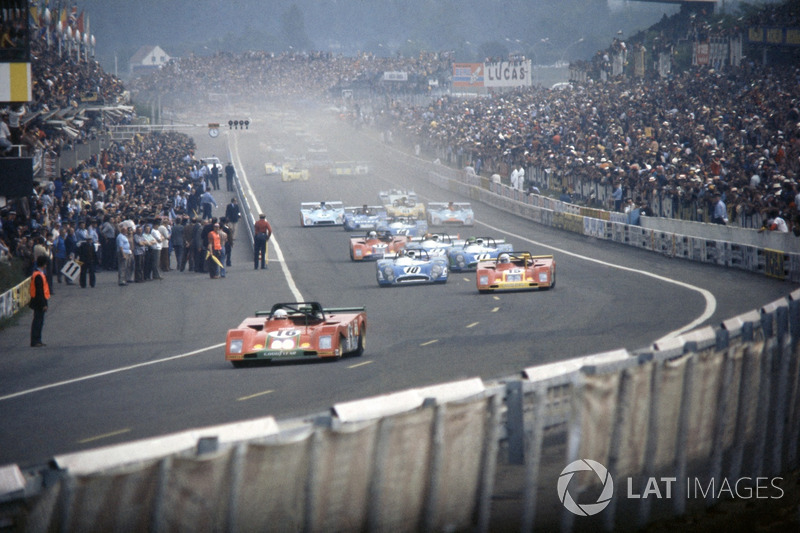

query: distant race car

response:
[282,165,309,182]
[343,205,387,231]
[476,252,555,293]
[300,201,345,226]
[405,233,462,258]
[349,230,409,261]
[377,216,429,237]
[428,202,474,226]
[225,302,366,367]
[380,189,426,218]
[264,162,283,176]
[448,236,514,271]
[376,248,449,287]
[330,161,370,176]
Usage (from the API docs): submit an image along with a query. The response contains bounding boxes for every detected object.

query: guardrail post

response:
[505,381,525,465]
[476,390,502,533]
[422,399,443,533]
[637,361,663,530]
[728,321,755,482]
[521,383,548,533]
[672,347,697,517]
[707,329,733,508]
[752,313,774,478]
[150,456,172,533]
[226,443,246,533]
[787,300,800,469]
[559,373,584,533]
[771,306,790,476]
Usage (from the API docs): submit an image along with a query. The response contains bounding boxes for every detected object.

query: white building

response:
[129,45,171,77]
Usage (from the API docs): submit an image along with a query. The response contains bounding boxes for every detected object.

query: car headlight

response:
[538,272,549,283]
[431,263,443,279]
[455,253,465,267]
[305,218,312,225]
[383,266,395,281]
[319,335,332,350]
[228,339,243,354]
[479,275,489,286]
[355,249,362,257]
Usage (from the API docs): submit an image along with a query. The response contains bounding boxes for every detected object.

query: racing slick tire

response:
[355,331,365,357]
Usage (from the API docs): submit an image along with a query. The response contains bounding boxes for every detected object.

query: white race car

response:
[300,201,345,227]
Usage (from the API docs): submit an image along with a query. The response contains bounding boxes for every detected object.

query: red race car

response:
[226,302,366,367]
[349,230,409,261]
[476,252,555,293]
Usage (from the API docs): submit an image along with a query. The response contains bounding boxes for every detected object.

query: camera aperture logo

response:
[558,459,614,516]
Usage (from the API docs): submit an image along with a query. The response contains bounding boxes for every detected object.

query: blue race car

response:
[447,236,514,271]
[405,233,462,258]
[427,201,475,226]
[377,216,429,237]
[343,205,387,231]
[376,248,449,287]
[300,201,345,227]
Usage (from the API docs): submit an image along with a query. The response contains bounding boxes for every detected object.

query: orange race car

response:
[349,230,410,261]
[225,302,366,367]
[476,252,556,293]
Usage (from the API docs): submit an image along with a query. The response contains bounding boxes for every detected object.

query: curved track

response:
[0,108,795,467]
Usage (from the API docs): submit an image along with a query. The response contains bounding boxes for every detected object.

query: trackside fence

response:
[2,127,800,532]
[2,294,799,532]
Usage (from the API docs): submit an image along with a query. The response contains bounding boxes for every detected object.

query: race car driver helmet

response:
[405,249,417,259]
[273,309,289,319]
[368,231,377,238]
[498,253,511,264]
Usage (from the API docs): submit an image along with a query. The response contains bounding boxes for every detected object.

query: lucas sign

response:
[484,60,531,88]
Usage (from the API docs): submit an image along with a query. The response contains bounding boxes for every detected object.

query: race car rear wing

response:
[428,202,472,210]
[323,306,367,314]
[301,201,344,210]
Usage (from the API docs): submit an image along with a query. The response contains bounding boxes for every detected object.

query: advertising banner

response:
[382,71,408,81]
[483,60,531,88]
[452,63,484,88]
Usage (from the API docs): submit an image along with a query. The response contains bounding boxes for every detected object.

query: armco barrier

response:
[2,294,798,532]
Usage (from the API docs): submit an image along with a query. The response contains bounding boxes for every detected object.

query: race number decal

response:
[403,266,421,274]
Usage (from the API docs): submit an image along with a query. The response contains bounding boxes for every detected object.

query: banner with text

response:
[483,60,531,88]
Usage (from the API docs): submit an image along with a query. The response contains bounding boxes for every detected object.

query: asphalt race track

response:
[1,107,796,468]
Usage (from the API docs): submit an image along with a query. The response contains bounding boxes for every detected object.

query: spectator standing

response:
[207,222,223,278]
[100,216,117,270]
[29,255,50,347]
[53,227,68,285]
[210,163,220,190]
[612,183,623,212]
[225,197,240,242]
[133,225,147,282]
[171,217,185,272]
[253,213,272,270]
[158,218,171,272]
[225,162,236,191]
[712,194,728,225]
[116,226,133,285]
[200,190,217,220]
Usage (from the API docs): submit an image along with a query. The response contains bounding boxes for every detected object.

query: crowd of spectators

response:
[0,35,233,284]
[381,62,800,229]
